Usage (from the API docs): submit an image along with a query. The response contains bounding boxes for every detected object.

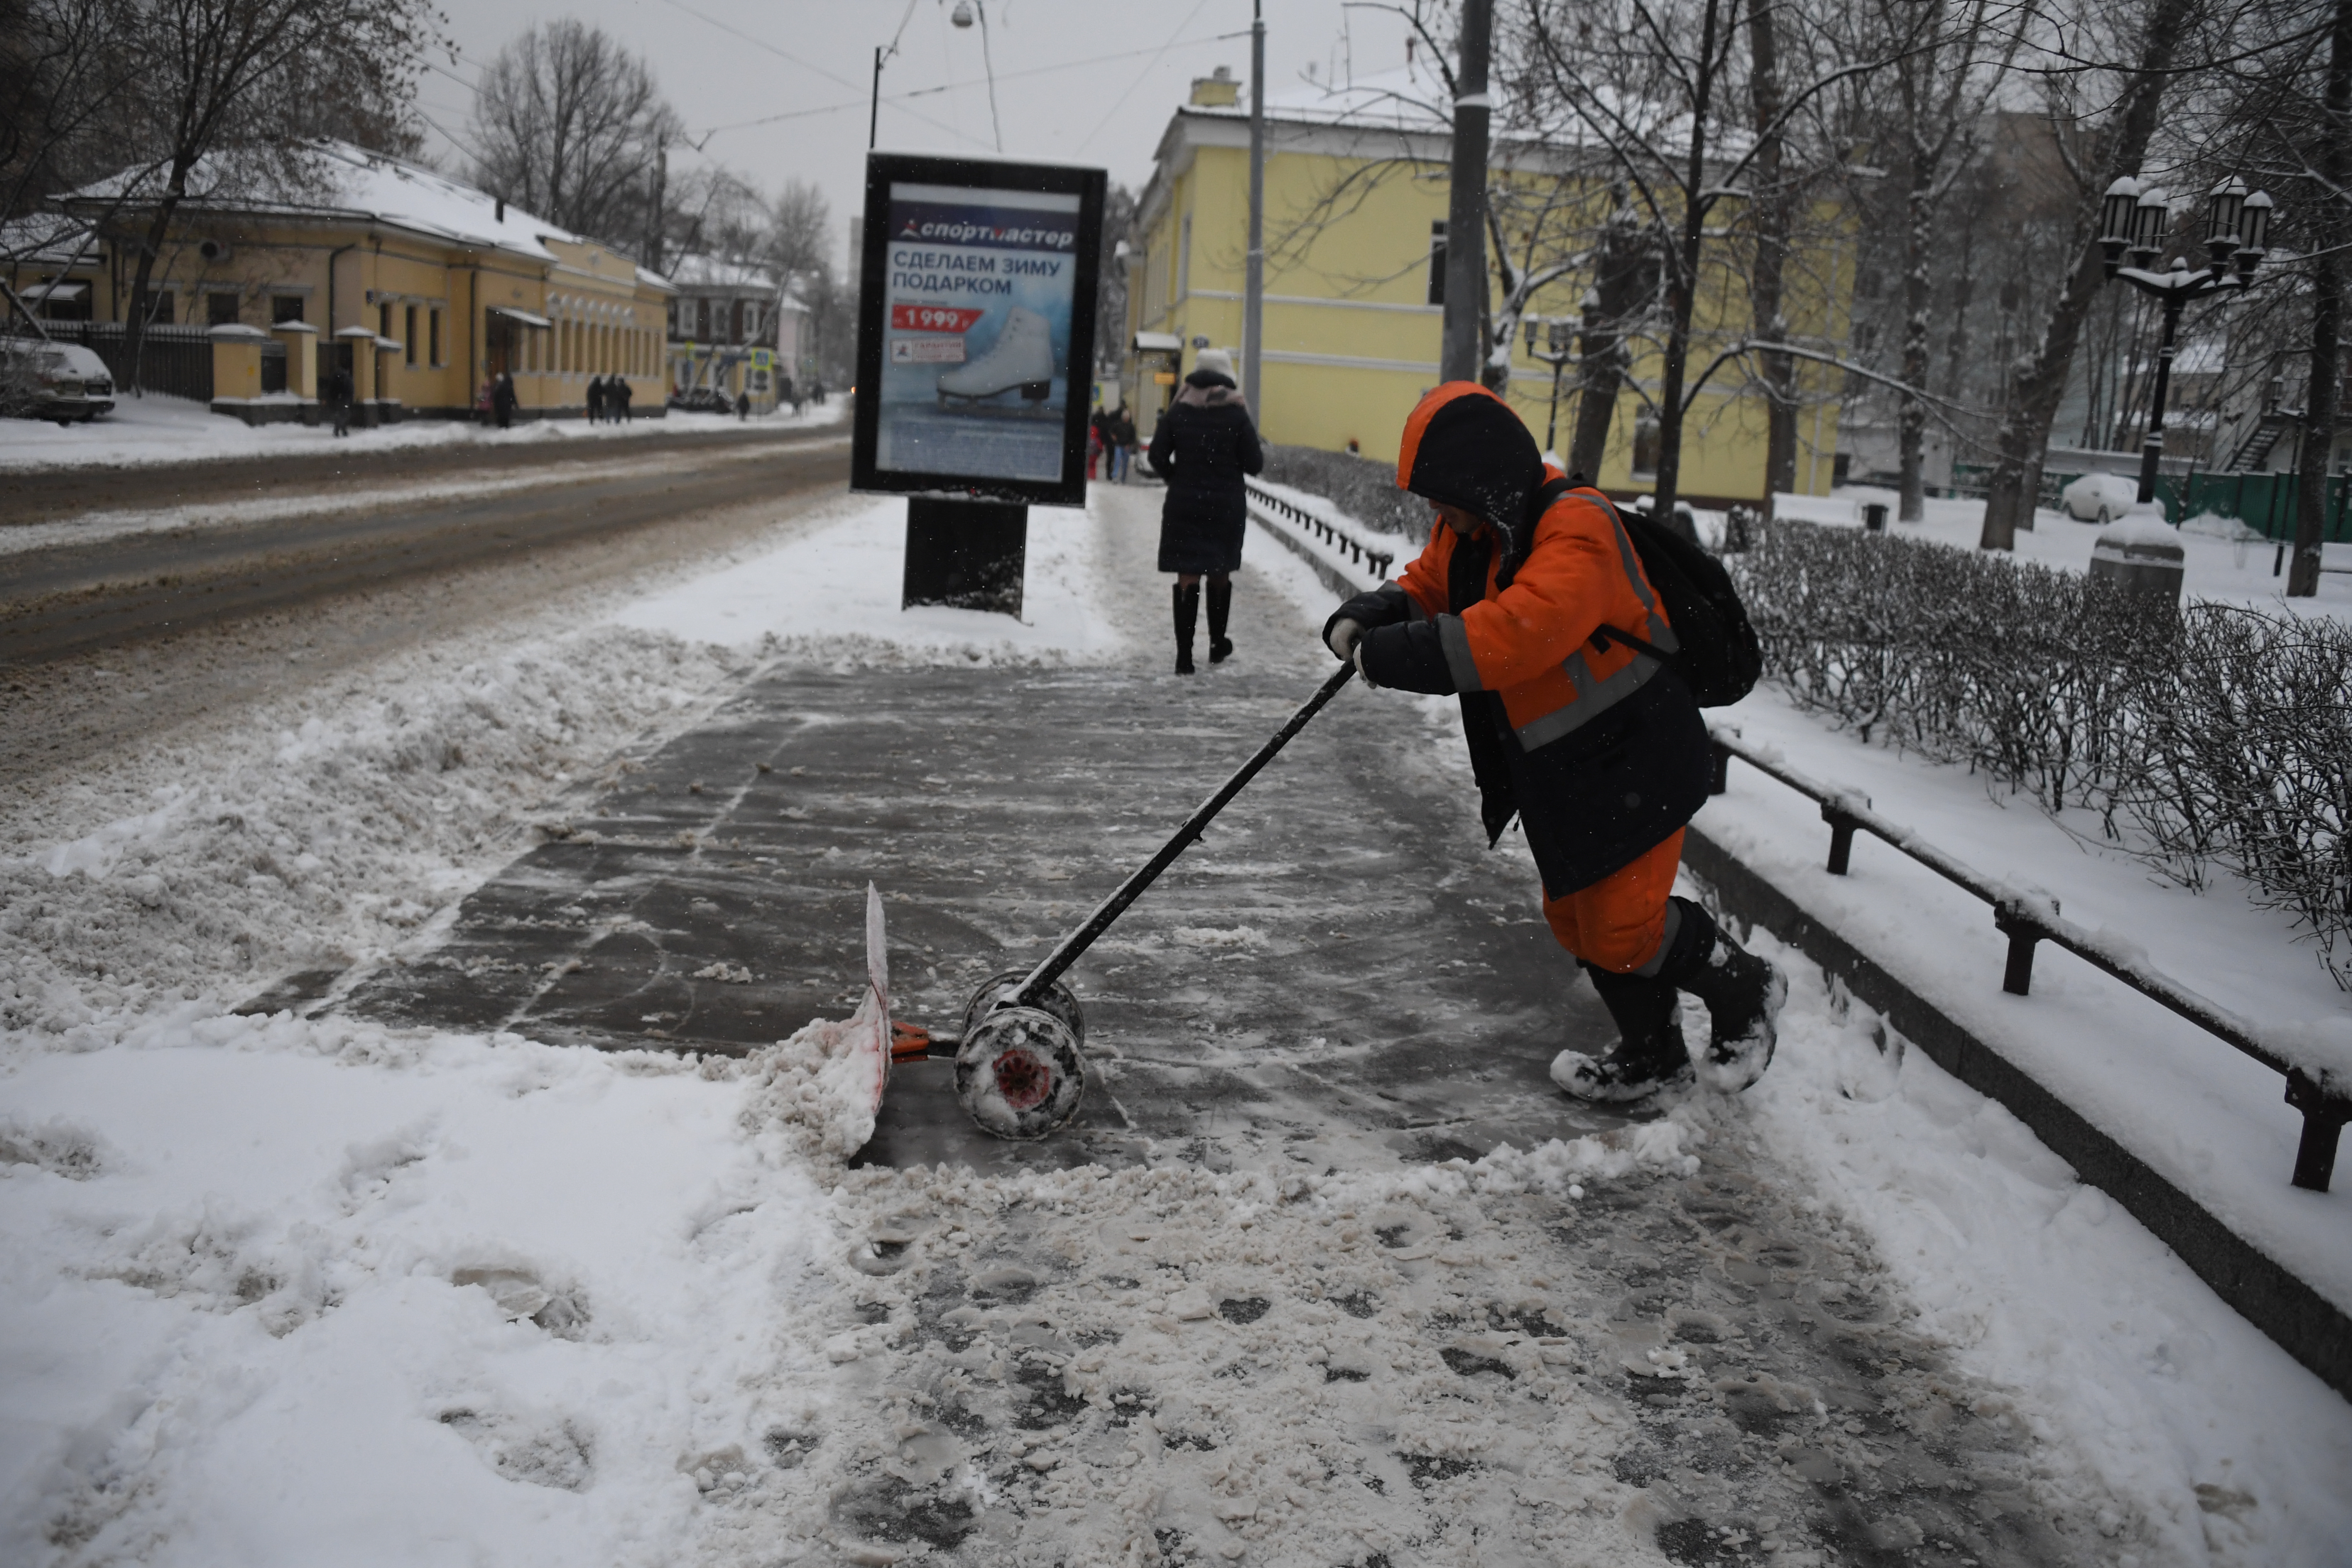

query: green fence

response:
[1950,463,2352,542]
[2169,471,2352,541]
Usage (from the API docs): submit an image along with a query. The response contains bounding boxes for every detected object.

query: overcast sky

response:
[413,0,1419,265]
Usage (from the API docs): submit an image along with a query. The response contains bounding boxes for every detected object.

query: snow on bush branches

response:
[1731,520,2352,986]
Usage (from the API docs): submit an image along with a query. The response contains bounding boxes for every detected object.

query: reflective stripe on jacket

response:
[1394,482,1679,751]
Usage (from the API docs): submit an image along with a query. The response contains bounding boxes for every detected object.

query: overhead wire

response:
[1075,0,1214,154]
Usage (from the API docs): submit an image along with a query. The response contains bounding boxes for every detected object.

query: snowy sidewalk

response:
[3,479,2345,1565]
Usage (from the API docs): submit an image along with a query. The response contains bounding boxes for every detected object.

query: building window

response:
[1631,414,1662,480]
[405,305,417,365]
[732,299,745,343]
[697,299,710,340]
[272,294,305,324]
[142,291,175,325]
[1426,222,1447,307]
[429,308,442,365]
[210,292,240,327]
[378,302,392,341]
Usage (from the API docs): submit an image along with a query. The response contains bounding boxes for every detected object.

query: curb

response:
[1249,510,1371,599]
[1681,823,2352,1405]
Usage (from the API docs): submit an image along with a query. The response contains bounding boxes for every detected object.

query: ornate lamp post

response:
[2099,174,2275,510]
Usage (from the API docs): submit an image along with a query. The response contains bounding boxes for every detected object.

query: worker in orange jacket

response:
[1324,384,1784,1100]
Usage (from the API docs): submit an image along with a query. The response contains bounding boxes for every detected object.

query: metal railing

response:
[1245,479,1396,580]
[40,320,215,403]
[1708,726,2351,1193]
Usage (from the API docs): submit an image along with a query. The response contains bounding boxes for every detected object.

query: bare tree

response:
[763,177,833,285]
[470,21,680,256]
[1522,0,1887,517]
[1975,0,2211,550]
[97,0,440,381]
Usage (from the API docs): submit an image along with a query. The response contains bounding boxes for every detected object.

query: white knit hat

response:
[1192,347,1236,380]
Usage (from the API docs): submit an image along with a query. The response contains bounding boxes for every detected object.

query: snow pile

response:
[0,629,746,1032]
[1727,911,2352,1566]
[1471,1115,1704,1192]
[0,1011,846,1568]
[0,392,846,472]
[613,496,1125,665]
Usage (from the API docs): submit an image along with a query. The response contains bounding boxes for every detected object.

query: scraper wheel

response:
[956,1005,1086,1141]
[960,969,1085,1048]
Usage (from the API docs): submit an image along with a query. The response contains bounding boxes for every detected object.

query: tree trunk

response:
[1651,0,1723,520]
[1977,0,2196,550]
[1745,0,1796,513]
[1568,209,1652,483]
[1897,151,1933,522]
[122,155,196,394]
[2290,0,2352,596]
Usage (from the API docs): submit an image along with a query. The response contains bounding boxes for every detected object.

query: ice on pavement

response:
[3,479,2347,1564]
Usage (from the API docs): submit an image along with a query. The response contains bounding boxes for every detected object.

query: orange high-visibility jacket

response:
[1333,382,1712,895]
[1393,482,1680,752]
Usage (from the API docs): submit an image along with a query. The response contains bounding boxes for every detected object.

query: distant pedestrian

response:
[326,364,354,437]
[780,374,798,414]
[1088,409,1106,479]
[1148,348,1262,675]
[493,370,517,430]
[1113,408,1137,482]
[736,387,750,420]
[811,380,825,405]
[615,376,633,422]
[587,374,605,424]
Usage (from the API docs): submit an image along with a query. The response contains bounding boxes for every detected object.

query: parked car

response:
[2061,471,2139,524]
[1,339,115,425]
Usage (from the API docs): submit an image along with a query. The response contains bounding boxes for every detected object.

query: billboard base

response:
[902,497,1027,618]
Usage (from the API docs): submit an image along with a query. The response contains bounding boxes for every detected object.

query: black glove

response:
[1356,620,1459,694]
[1320,584,1410,659]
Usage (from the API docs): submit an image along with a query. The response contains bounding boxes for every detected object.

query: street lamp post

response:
[1522,314,1575,455]
[2099,175,2275,510]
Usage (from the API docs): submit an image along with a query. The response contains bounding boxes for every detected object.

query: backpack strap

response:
[1528,478,1671,666]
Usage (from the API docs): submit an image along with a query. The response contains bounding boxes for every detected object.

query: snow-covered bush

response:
[1731,520,2352,986]
[1258,443,1430,538]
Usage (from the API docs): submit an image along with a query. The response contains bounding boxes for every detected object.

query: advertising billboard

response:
[852,153,1107,507]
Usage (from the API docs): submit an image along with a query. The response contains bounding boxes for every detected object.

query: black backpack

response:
[1532,477,1762,708]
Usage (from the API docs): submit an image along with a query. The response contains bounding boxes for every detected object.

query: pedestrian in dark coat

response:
[492,371,517,430]
[1147,348,1262,674]
[326,365,354,437]
[615,376,633,422]
[586,374,604,424]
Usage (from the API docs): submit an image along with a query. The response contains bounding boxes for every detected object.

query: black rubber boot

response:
[1173,582,1199,675]
[1655,897,1786,1093]
[1206,576,1234,664]
[1552,964,1693,1102]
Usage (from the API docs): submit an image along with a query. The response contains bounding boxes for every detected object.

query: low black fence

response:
[1707,727,2351,1194]
[42,320,214,402]
[1244,480,1396,580]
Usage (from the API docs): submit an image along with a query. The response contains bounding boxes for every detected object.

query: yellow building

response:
[1125,65,1854,505]
[47,142,673,425]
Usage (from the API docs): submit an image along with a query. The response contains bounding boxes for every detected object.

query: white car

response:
[2061,471,2139,524]
[1,339,116,425]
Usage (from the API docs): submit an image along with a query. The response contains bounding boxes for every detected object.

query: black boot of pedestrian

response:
[1654,897,1786,1093]
[1206,577,1234,664]
[1173,582,1200,675]
[1552,964,1693,1102]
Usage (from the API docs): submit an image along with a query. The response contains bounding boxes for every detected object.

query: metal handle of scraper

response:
[1000,661,1359,1013]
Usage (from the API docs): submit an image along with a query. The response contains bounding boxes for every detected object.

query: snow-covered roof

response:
[1181,63,1734,161]
[55,142,670,291]
[668,253,782,291]
[0,213,100,269]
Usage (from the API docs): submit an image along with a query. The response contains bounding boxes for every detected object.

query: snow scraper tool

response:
[952,663,1357,1140]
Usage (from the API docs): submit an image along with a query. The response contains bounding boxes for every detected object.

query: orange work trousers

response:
[1540,829,1684,973]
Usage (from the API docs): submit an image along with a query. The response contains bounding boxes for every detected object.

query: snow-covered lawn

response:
[0,391,844,473]
[1776,488,2352,615]
[1,481,2346,1564]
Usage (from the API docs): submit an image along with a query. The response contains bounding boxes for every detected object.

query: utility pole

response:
[1440,0,1492,384]
[870,47,885,150]
[1244,0,1267,416]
